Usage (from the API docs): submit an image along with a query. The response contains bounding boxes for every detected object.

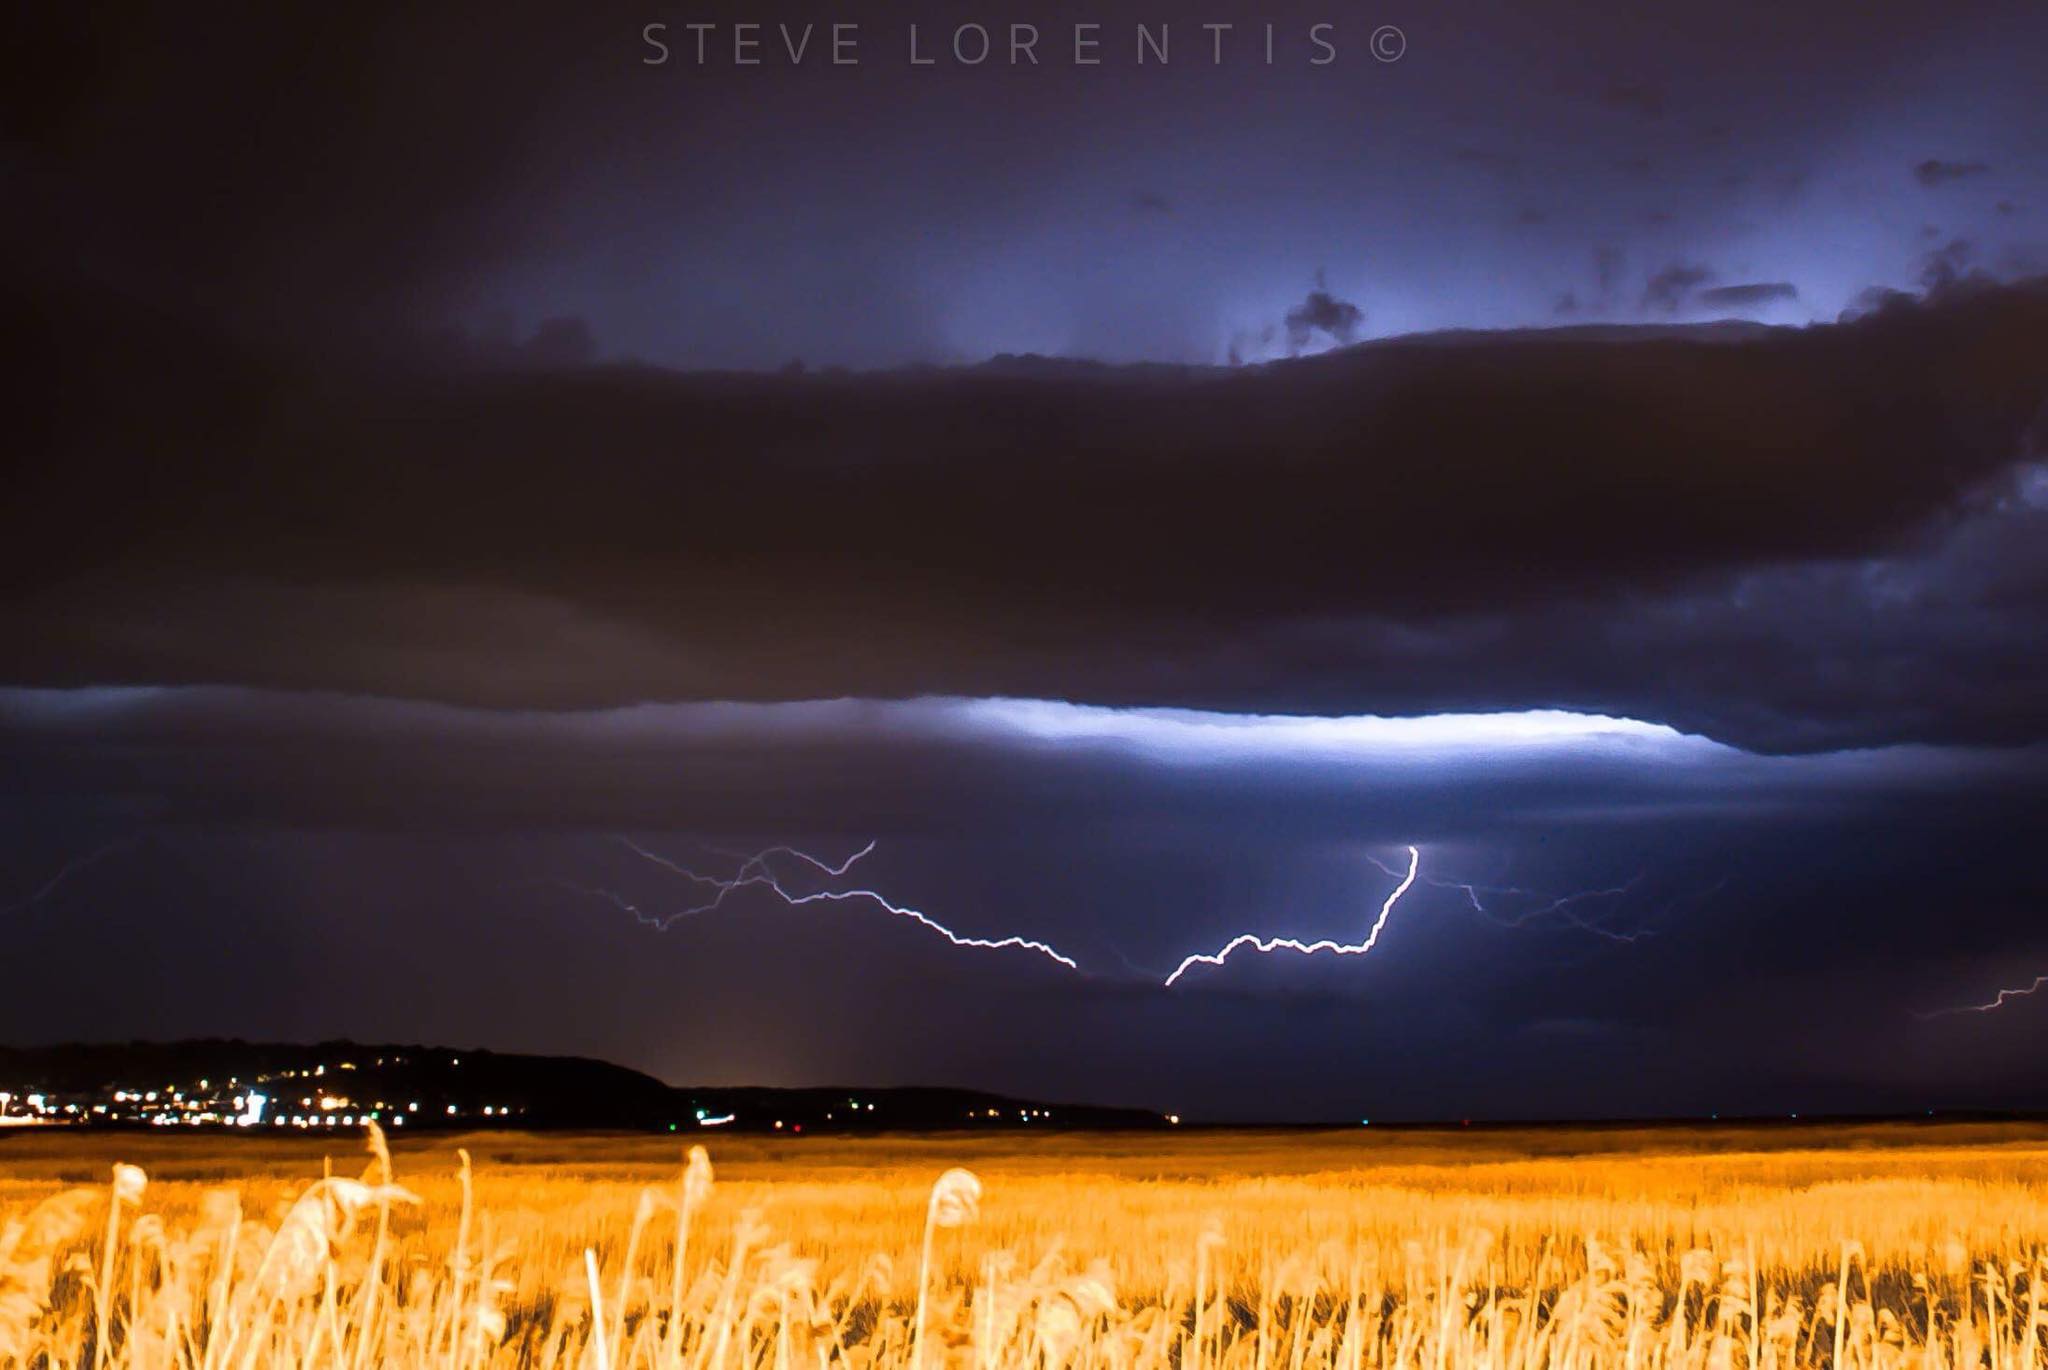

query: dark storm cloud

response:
[1696,282,1799,308]
[1918,238,1989,294]
[1915,159,1992,188]
[1281,281,1365,350]
[1593,245,1626,303]
[1641,261,1712,313]
[1242,460,2048,752]
[16,0,2048,374]
[14,0,2048,370]
[1840,240,2010,319]
[11,278,2048,752]
[7,5,593,347]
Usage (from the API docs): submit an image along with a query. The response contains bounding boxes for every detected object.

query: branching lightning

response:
[1917,973,2048,1019]
[1366,853,1672,943]
[563,833,1670,990]
[1473,881,1651,941]
[591,837,1083,971]
[1163,844,1421,988]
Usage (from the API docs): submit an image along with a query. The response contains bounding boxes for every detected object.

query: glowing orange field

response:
[4,1121,2046,1366]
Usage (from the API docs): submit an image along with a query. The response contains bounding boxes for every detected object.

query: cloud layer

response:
[15,280,2048,752]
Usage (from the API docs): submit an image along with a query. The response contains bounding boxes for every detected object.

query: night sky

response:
[7,1,2048,1121]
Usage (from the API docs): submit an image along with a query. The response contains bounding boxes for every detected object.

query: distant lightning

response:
[1100,939,1174,983]
[1477,881,1650,942]
[545,881,665,925]
[607,835,871,926]
[1163,844,1420,988]
[2,840,129,919]
[1367,853,1664,943]
[590,837,1083,971]
[1917,973,2048,1019]
[1364,857,1507,915]
[566,833,1676,990]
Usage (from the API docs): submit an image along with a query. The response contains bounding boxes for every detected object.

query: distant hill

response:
[0,1040,1168,1132]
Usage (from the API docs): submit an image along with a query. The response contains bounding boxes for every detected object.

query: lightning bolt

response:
[588,837,1083,971]
[1476,881,1650,941]
[1917,973,2048,1019]
[564,836,1676,990]
[1163,844,1420,988]
[1367,854,1665,943]
[543,881,668,926]
[2,840,129,919]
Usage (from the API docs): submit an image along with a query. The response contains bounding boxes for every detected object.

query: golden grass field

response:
[3,1121,2046,1367]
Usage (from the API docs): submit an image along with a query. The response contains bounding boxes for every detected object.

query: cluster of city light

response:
[937,1104,1058,1122]
[0,1091,61,1126]
[263,1111,405,1130]
[0,1050,516,1132]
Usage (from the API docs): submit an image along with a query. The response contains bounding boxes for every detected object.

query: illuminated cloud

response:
[0,689,1744,770]
[3,687,2034,848]
[947,700,1709,764]
[1696,282,1799,309]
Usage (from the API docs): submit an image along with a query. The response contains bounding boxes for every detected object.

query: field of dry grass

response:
[3,1121,2046,1367]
